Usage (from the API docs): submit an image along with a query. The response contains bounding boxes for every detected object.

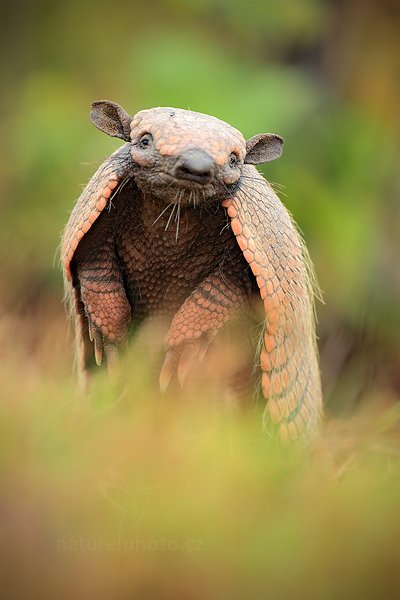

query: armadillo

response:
[61,100,322,442]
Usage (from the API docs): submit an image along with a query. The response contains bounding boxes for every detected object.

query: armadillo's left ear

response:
[245,133,284,164]
[90,100,133,141]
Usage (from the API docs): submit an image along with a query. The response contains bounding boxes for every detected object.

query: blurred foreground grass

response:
[1,299,400,600]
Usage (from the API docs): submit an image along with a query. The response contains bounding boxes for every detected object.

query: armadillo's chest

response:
[115,197,240,318]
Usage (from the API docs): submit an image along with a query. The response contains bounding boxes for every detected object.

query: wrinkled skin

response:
[61,101,322,443]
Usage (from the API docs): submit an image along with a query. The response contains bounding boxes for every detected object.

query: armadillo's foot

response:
[88,321,121,381]
[159,335,210,393]
[159,268,247,392]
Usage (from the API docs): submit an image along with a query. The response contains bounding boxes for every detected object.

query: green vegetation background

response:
[0,1,399,598]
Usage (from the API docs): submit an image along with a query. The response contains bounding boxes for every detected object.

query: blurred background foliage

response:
[0,0,400,597]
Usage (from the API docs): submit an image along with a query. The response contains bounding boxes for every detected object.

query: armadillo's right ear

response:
[90,100,132,141]
[245,133,284,164]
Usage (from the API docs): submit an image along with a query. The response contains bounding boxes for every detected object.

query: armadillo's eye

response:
[228,152,238,168]
[138,133,153,149]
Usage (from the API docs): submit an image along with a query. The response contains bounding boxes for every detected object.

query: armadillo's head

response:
[90,101,283,206]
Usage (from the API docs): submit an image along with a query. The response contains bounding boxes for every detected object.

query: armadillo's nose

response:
[174,149,214,184]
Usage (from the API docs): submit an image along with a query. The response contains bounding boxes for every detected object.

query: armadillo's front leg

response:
[159,268,250,392]
[76,241,131,375]
[226,165,323,443]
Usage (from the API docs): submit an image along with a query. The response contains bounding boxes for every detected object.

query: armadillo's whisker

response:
[175,192,182,242]
[174,191,181,223]
[240,175,286,188]
[240,176,287,198]
[108,175,130,212]
[165,192,179,231]
[219,221,231,235]
[153,202,174,225]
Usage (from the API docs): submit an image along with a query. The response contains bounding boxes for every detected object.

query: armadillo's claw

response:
[90,324,118,373]
[197,338,209,363]
[159,336,212,392]
[94,343,102,367]
[105,344,121,383]
[159,349,178,393]
[92,328,103,366]
[177,343,200,387]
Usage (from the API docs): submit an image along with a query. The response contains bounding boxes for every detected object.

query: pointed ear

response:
[90,100,133,141]
[245,133,284,164]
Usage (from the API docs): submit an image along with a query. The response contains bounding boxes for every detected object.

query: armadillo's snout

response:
[174,149,215,184]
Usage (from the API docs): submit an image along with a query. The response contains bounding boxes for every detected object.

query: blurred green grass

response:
[0,0,399,597]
